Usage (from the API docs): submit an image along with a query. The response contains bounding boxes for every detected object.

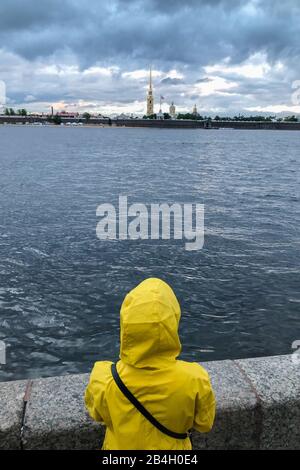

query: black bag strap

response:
[111,362,188,440]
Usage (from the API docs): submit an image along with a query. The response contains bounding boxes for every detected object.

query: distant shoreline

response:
[1,117,300,131]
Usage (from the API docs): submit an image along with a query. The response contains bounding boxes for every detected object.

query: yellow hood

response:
[119,278,182,368]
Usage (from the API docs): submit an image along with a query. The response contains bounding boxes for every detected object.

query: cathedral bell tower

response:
[146,66,154,116]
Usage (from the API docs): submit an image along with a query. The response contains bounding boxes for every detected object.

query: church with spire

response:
[146,67,154,116]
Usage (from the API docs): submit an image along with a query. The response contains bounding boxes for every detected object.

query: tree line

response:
[2,108,299,123]
[143,113,298,122]
[4,107,28,116]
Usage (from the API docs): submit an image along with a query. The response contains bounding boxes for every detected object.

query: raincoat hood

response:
[119,278,182,368]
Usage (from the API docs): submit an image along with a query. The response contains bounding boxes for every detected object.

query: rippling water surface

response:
[0,126,299,381]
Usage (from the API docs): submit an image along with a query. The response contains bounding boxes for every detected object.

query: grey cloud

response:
[196,78,213,83]
[160,77,184,85]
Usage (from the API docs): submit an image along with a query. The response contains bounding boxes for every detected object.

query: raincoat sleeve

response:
[85,361,112,425]
[193,370,216,433]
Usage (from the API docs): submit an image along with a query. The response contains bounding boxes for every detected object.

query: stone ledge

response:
[235,355,300,449]
[22,374,104,450]
[0,354,299,450]
[192,359,259,449]
[0,379,27,449]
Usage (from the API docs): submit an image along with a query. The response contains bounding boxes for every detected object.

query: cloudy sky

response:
[1,0,300,116]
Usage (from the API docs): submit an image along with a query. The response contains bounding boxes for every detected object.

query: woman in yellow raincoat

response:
[85,278,215,450]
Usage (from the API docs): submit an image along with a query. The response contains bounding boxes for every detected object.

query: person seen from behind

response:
[85,278,216,450]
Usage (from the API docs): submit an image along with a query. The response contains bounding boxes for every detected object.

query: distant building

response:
[146,67,154,116]
[115,113,131,119]
[57,111,79,118]
[192,104,198,116]
[169,102,176,119]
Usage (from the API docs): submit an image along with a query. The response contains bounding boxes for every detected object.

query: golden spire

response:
[146,65,154,116]
[149,65,152,91]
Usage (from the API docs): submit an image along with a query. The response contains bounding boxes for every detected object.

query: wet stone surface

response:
[22,373,103,450]
[0,379,26,449]
[236,355,300,449]
[193,359,259,449]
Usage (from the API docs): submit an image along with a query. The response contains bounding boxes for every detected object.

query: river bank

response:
[1,115,300,130]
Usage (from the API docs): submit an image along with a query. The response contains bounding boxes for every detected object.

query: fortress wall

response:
[1,115,300,129]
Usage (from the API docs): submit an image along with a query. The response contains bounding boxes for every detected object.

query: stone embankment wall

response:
[0,354,299,450]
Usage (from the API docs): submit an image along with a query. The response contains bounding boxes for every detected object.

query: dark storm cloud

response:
[0,0,299,67]
[0,0,69,30]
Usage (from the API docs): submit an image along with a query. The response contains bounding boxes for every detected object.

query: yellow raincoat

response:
[85,278,215,450]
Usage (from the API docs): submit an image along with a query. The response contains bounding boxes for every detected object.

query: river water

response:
[0,126,299,381]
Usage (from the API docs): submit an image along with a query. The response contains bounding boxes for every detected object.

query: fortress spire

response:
[149,65,152,91]
[146,66,154,116]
